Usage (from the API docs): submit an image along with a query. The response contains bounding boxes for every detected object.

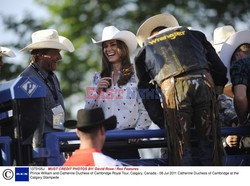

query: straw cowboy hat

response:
[92,25,137,54]
[136,13,179,47]
[0,47,16,57]
[20,29,75,52]
[64,108,117,131]
[212,25,236,53]
[220,29,250,98]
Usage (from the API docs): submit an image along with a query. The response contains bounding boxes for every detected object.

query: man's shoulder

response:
[231,58,250,74]
[233,57,250,67]
[190,29,206,40]
[92,152,122,166]
[20,66,36,76]
[230,58,250,86]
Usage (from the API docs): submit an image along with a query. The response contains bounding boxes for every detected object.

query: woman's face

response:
[102,40,122,64]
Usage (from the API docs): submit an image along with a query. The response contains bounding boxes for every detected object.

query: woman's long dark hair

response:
[100,40,133,87]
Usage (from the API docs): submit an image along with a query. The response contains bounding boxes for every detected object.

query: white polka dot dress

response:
[85,72,152,130]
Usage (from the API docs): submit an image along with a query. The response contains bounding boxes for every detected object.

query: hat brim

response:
[20,36,75,52]
[220,30,250,82]
[136,13,179,47]
[212,43,223,53]
[63,120,78,129]
[64,115,117,131]
[102,115,117,130]
[0,47,16,57]
[212,25,236,46]
[92,31,137,54]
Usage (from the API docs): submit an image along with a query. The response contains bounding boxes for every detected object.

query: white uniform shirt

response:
[93,152,123,166]
[85,72,152,130]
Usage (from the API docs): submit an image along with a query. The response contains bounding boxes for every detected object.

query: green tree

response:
[0,13,44,80]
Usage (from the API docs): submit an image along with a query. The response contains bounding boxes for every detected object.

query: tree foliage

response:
[0,13,44,80]
[1,0,249,116]
[37,0,250,96]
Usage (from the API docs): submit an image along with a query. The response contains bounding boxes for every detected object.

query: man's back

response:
[142,26,227,87]
[135,25,224,165]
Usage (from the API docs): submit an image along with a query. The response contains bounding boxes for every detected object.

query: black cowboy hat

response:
[64,107,116,131]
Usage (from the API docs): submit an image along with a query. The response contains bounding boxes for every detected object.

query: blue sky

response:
[0,0,48,43]
[0,0,48,64]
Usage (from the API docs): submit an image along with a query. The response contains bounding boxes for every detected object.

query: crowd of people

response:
[0,12,250,166]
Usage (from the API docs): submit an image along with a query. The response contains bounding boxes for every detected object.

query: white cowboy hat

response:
[136,13,179,47]
[0,47,16,57]
[92,26,137,54]
[212,25,236,53]
[20,29,75,52]
[220,29,250,82]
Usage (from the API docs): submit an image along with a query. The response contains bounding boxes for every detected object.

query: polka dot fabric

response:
[85,72,152,130]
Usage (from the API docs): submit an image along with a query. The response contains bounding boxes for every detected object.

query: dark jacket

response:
[20,62,65,133]
[191,30,228,87]
[135,28,228,127]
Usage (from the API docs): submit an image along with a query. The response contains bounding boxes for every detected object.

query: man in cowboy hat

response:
[221,30,250,122]
[220,30,250,126]
[220,30,250,152]
[211,25,236,98]
[63,107,122,166]
[211,25,236,119]
[19,29,74,148]
[210,26,239,153]
[0,46,16,71]
[135,13,227,165]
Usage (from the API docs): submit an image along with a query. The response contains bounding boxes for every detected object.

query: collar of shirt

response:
[111,70,121,78]
[31,62,54,79]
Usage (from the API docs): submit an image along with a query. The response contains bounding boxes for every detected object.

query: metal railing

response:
[0,136,12,166]
[1,127,250,166]
[42,127,250,166]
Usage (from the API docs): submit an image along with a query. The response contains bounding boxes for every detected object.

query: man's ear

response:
[76,129,81,138]
[35,53,44,63]
[99,126,105,136]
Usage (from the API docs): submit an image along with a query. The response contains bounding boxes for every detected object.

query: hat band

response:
[78,118,106,127]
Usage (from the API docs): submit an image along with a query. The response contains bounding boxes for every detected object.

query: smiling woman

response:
[85,25,152,160]
[103,40,122,65]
